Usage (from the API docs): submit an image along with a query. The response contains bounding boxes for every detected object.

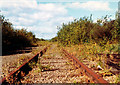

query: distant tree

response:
[50,36,58,42]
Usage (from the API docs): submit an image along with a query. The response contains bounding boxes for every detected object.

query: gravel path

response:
[21,44,90,83]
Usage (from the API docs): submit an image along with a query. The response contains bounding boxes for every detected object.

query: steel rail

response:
[1,45,50,84]
[62,49,108,83]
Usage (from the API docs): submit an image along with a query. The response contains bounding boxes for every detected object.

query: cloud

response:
[67,1,111,11]
[35,33,57,39]
[15,16,74,33]
[0,0,113,39]
[0,0,37,9]
[36,0,120,3]
[0,0,72,39]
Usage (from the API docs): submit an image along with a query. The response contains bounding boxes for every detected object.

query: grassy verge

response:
[63,42,119,83]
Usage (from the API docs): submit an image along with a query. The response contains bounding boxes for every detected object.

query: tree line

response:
[55,15,120,46]
[1,15,38,55]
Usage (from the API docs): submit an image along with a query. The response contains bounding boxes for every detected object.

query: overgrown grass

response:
[36,41,52,46]
[115,74,120,83]
[64,41,118,61]
[63,41,119,83]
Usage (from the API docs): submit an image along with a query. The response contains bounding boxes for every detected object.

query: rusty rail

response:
[1,45,50,84]
[62,49,108,83]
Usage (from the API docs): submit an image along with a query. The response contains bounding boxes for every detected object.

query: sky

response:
[0,0,119,39]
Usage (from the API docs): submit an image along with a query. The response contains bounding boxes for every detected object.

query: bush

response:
[56,15,119,47]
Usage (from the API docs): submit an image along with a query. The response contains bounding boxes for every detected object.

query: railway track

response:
[1,44,109,84]
[62,49,108,83]
[1,45,49,84]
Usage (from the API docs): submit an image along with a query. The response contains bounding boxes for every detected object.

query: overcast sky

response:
[0,0,119,39]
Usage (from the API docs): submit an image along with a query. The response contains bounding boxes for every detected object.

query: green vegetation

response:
[50,15,120,83]
[1,15,38,55]
[116,74,120,83]
[50,36,58,42]
[57,15,119,47]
